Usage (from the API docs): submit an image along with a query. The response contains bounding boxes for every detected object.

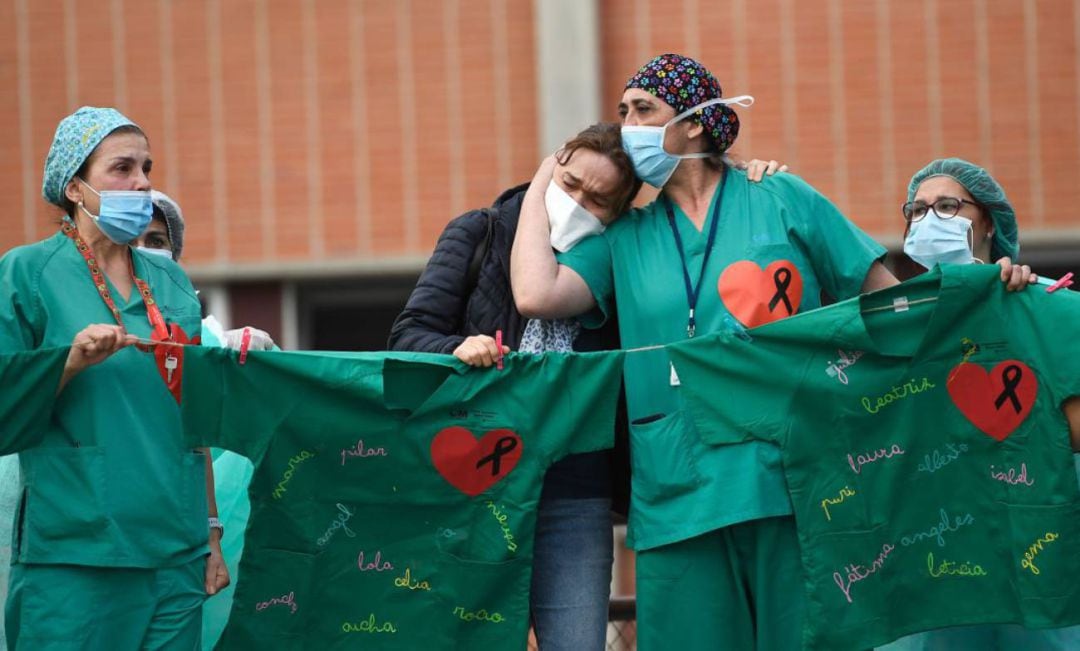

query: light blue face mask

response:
[621,95,754,188]
[135,246,174,261]
[903,209,978,269]
[77,178,153,244]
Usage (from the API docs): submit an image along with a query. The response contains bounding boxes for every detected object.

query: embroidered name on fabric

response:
[341,439,387,465]
[821,486,856,521]
[341,614,397,633]
[357,550,394,572]
[917,443,969,473]
[861,378,936,414]
[900,509,975,547]
[847,445,905,475]
[1021,532,1059,575]
[927,552,988,578]
[316,503,356,547]
[452,607,505,623]
[255,591,297,614]
[832,543,895,604]
[486,501,518,552]
[393,568,431,591]
[825,349,864,385]
[990,463,1035,486]
[272,450,315,499]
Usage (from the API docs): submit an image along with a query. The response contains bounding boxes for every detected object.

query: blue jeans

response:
[530,497,614,651]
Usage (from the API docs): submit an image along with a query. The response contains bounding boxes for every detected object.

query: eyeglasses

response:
[902,197,979,222]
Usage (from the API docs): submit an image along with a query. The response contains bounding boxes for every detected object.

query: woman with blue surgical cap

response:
[0,107,228,649]
[879,159,1080,651]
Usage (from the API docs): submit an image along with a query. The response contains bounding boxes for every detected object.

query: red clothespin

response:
[238,327,253,365]
[495,329,504,371]
[1046,272,1074,294]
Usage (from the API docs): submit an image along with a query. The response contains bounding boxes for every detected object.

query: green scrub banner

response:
[670,265,1080,651]
[180,347,623,650]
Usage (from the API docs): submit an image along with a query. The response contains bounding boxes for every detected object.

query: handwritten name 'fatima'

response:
[341,614,397,633]
[394,568,431,591]
[272,450,315,499]
[825,349,865,385]
[485,501,518,552]
[990,463,1035,486]
[927,552,988,578]
[900,509,975,548]
[453,607,505,623]
[340,439,388,466]
[821,486,856,521]
[847,444,905,475]
[833,542,895,604]
[918,443,969,473]
[255,591,297,614]
[1021,532,1059,575]
[316,503,356,547]
[860,377,936,414]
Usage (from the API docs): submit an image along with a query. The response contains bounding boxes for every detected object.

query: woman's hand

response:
[736,159,789,182]
[58,324,137,394]
[995,257,1036,292]
[452,335,509,368]
[205,529,231,596]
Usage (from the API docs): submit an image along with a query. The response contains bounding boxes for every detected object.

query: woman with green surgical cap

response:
[878,158,1080,651]
[0,107,228,649]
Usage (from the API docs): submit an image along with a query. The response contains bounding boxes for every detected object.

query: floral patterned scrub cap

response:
[625,53,740,154]
[42,106,138,207]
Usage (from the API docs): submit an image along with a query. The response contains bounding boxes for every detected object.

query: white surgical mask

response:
[621,95,754,188]
[903,209,977,269]
[135,246,174,261]
[544,180,605,252]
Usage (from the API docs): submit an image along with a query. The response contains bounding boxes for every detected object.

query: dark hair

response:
[60,124,148,218]
[555,122,643,217]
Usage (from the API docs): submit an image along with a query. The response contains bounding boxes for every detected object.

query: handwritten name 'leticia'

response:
[861,378,936,414]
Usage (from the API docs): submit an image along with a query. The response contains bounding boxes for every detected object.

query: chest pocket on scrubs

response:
[718,243,809,329]
[21,446,111,547]
[629,411,705,504]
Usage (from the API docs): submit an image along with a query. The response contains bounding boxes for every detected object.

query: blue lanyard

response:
[664,174,725,338]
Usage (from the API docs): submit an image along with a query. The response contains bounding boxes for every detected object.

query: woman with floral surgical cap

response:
[511,53,900,649]
[0,107,227,648]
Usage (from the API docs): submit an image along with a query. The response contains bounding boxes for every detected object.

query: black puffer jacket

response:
[388,184,528,353]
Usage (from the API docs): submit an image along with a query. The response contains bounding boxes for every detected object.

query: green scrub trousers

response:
[6,557,206,650]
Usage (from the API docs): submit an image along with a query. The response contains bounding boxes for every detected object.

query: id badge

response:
[670,362,681,387]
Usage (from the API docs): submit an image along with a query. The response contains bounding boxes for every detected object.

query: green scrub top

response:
[179,346,624,650]
[0,231,207,568]
[669,265,1080,650]
[558,167,885,550]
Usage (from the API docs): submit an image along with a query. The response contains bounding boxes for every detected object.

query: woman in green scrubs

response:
[511,53,900,650]
[0,107,228,649]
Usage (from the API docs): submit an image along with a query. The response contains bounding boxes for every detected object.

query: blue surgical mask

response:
[77,178,153,244]
[136,246,174,261]
[621,95,754,188]
[903,209,977,269]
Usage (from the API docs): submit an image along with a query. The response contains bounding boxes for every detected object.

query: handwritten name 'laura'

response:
[847,444,905,475]
[860,377,936,414]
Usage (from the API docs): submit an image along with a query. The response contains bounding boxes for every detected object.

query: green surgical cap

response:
[42,106,138,207]
[907,158,1019,262]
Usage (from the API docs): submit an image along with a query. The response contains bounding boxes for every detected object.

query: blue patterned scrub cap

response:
[42,106,139,207]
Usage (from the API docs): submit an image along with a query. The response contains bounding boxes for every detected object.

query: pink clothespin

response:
[495,329,504,371]
[238,327,252,365]
[1047,272,1074,293]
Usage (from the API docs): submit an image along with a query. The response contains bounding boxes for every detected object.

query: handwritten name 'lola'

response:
[860,377,936,414]
[1021,532,1059,575]
[990,463,1035,486]
[357,550,394,572]
[900,509,975,548]
[847,444,905,475]
[821,486,856,522]
[255,591,297,614]
[340,439,387,466]
[272,450,315,500]
[825,349,864,385]
[341,614,397,634]
[927,552,987,578]
[833,542,895,604]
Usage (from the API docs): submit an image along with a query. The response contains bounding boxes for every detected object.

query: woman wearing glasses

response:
[883,157,1080,650]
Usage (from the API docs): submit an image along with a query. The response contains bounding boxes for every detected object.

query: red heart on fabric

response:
[153,324,199,405]
[430,427,522,497]
[947,360,1037,441]
[718,259,804,328]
